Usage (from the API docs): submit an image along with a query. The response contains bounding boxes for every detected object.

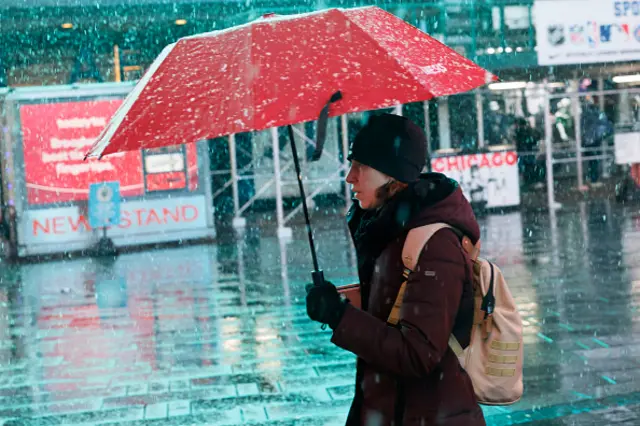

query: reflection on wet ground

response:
[1,201,640,425]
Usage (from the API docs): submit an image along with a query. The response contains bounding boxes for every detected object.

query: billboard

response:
[19,100,200,206]
[535,0,640,65]
[430,151,521,209]
[20,101,143,205]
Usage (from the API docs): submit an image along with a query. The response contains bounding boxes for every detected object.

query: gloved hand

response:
[306,281,347,329]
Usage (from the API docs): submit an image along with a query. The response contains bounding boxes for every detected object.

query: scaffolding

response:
[220,116,352,238]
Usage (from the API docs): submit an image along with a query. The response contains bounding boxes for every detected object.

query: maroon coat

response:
[331,173,486,426]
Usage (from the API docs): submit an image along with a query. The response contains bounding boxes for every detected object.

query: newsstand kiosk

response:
[0,83,215,258]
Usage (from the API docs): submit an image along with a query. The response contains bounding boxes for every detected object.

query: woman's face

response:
[346,161,391,210]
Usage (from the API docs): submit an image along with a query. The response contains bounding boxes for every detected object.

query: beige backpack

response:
[387,223,523,406]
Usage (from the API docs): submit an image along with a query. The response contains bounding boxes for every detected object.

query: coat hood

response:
[405,173,481,244]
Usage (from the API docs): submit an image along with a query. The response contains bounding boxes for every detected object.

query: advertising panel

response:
[19,100,201,206]
[430,150,521,209]
[20,100,143,205]
[535,0,640,65]
[1,0,223,7]
[143,146,189,192]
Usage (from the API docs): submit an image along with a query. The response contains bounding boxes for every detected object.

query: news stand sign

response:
[535,0,640,65]
[430,150,521,210]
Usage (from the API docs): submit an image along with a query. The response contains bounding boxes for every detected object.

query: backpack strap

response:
[401,223,454,271]
[388,223,456,325]
[387,223,481,358]
[401,223,480,270]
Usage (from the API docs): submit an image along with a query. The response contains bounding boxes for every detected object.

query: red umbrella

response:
[86,6,496,288]
[86,6,495,158]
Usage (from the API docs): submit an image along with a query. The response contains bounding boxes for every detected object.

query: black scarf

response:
[348,190,411,283]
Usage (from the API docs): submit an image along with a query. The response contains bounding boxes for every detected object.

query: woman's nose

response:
[346,169,356,184]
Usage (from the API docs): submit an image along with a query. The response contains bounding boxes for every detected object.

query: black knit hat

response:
[347,113,427,183]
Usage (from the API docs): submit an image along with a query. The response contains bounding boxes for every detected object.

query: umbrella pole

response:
[287,125,324,287]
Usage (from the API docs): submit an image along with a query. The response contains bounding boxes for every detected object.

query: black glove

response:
[306,281,347,329]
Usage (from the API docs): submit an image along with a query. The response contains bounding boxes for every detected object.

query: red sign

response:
[146,172,187,191]
[142,146,189,192]
[20,101,145,205]
[431,151,518,173]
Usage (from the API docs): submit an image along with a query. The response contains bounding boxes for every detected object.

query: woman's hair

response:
[375,179,409,205]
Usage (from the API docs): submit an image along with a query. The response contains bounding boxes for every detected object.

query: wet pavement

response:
[1,201,640,425]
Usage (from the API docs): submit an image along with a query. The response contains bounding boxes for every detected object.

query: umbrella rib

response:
[88,42,177,158]
[341,9,433,101]
[116,43,182,144]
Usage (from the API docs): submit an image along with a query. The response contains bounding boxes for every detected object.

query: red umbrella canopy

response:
[87,6,496,158]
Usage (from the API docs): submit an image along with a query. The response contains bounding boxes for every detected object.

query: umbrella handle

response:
[312,270,325,287]
[311,91,343,162]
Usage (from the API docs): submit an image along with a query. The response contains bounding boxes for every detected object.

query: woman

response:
[306,113,485,426]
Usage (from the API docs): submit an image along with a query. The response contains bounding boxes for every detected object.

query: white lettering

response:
[56,117,107,129]
[68,151,88,161]
[42,151,70,163]
[50,137,96,149]
[42,150,116,163]
[55,162,115,176]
